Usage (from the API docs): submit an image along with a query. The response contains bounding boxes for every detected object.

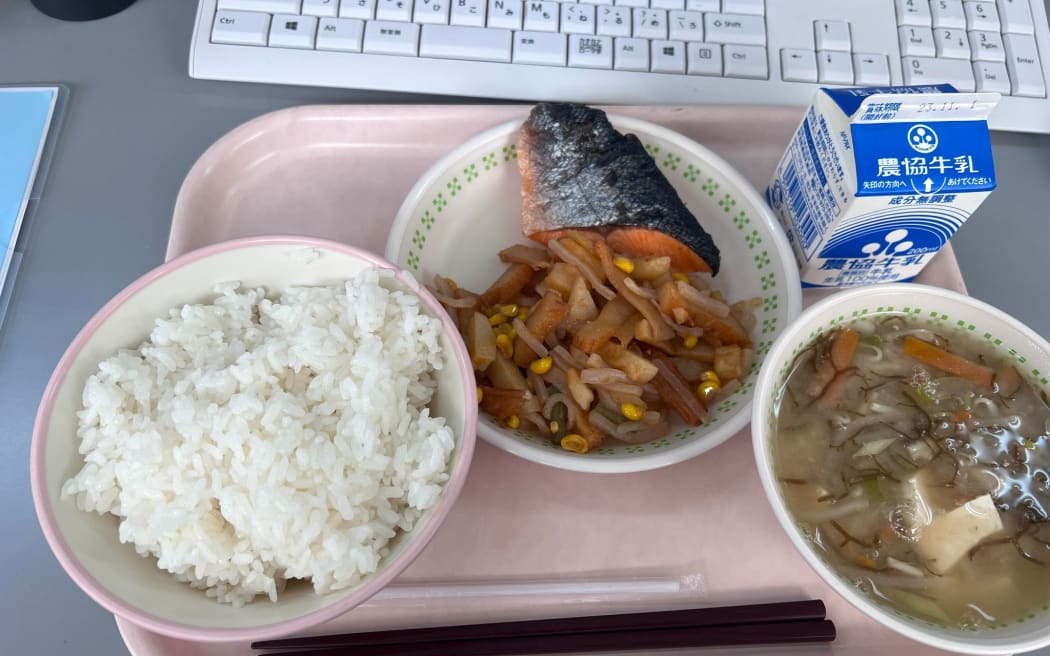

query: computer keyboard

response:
[189,0,1050,133]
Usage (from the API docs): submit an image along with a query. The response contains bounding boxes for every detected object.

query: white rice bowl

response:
[61,268,455,606]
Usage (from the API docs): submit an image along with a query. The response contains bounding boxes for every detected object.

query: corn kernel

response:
[446,278,458,290]
[476,386,483,403]
[560,434,588,453]
[518,306,530,321]
[549,420,560,434]
[507,415,521,429]
[697,380,720,400]
[529,355,553,375]
[683,335,698,349]
[620,402,645,422]
[701,370,721,384]
[672,272,690,283]
[495,323,515,338]
[489,313,509,327]
[499,303,520,317]
[613,256,635,275]
[496,334,513,358]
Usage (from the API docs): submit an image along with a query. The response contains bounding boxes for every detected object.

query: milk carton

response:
[766,85,1000,287]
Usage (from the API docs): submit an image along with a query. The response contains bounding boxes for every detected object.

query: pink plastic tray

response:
[117,105,966,656]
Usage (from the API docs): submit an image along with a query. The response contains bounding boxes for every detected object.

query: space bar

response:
[419,25,512,62]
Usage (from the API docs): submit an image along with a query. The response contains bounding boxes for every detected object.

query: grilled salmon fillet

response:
[518,102,721,275]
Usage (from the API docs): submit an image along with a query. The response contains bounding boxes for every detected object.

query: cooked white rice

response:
[61,268,456,605]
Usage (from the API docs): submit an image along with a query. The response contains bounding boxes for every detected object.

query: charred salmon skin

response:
[517,102,721,275]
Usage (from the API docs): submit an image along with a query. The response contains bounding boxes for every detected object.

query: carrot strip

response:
[902,335,994,389]
[650,352,706,425]
[815,369,854,410]
[830,328,860,371]
[481,263,534,306]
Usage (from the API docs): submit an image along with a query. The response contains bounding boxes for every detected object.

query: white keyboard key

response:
[930,0,965,29]
[341,0,376,19]
[853,53,890,85]
[723,43,767,78]
[377,0,413,21]
[1004,33,1046,97]
[513,30,566,64]
[973,60,1011,93]
[780,48,817,82]
[817,49,852,84]
[217,0,299,11]
[934,28,970,58]
[568,34,613,68]
[685,0,718,11]
[895,0,931,26]
[898,25,935,57]
[704,13,765,46]
[814,19,850,52]
[651,0,684,10]
[363,19,420,54]
[721,0,764,15]
[579,0,614,5]
[651,40,686,73]
[902,55,976,90]
[488,0,523,29]
[513,30,567,65]
[997,0,1035,35]
[524,1,559,31]
[302,0,339,17]
[415,0,451,24]
[420,24,511,60]
[668,10,703,42]
[316,17,365,51]
[562,4,596,35]
[633,9,668,40]
[687,42,722,75]
[615,0,647,7]
[963,1,999,31]
[614,37,649,70]
[269,14,318,48]
[212,10,271,46]
[597,6,631,37]
[969,30,1006,62]
[451,0,486,26]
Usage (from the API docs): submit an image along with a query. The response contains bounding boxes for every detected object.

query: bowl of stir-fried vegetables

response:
[386,111,801,473]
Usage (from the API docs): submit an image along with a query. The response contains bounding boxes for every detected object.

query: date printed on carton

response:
[766,85,1000,287]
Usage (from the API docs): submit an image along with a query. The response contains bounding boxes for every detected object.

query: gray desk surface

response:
[2,1,1048,654]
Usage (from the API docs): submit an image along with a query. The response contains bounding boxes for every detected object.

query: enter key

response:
[1004,33,1046,97]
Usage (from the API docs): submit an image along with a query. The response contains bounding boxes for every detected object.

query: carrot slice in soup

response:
[902,335,994,389]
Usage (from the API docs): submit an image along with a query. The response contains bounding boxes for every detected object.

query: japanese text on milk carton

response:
[766,85,1000,287]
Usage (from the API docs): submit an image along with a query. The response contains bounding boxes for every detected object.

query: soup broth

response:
[774,315,1050,628]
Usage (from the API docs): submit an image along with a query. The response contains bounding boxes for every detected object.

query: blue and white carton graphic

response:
[766,85,1000,287]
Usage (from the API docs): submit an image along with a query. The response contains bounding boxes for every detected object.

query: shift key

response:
[704,13,765,46]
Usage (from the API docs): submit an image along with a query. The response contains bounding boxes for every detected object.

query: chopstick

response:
[253,600,834,654]
[257,620,836,655]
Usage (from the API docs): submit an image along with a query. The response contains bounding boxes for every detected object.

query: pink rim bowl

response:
[30,235,478,642]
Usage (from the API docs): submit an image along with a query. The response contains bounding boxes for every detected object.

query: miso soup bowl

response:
[752,283,1050,655]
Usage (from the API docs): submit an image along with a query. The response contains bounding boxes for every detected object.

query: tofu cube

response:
[915,494,1003,574]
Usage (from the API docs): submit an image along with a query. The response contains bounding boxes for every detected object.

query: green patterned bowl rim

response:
[750,282,1050,654]
[388,112,801,473]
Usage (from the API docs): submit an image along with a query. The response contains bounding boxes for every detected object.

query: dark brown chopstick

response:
[257,619,836,655]
[253,599,830,652]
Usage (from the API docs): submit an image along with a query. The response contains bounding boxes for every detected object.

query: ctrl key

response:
[723,44,767,79]
[212,10,272,46]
